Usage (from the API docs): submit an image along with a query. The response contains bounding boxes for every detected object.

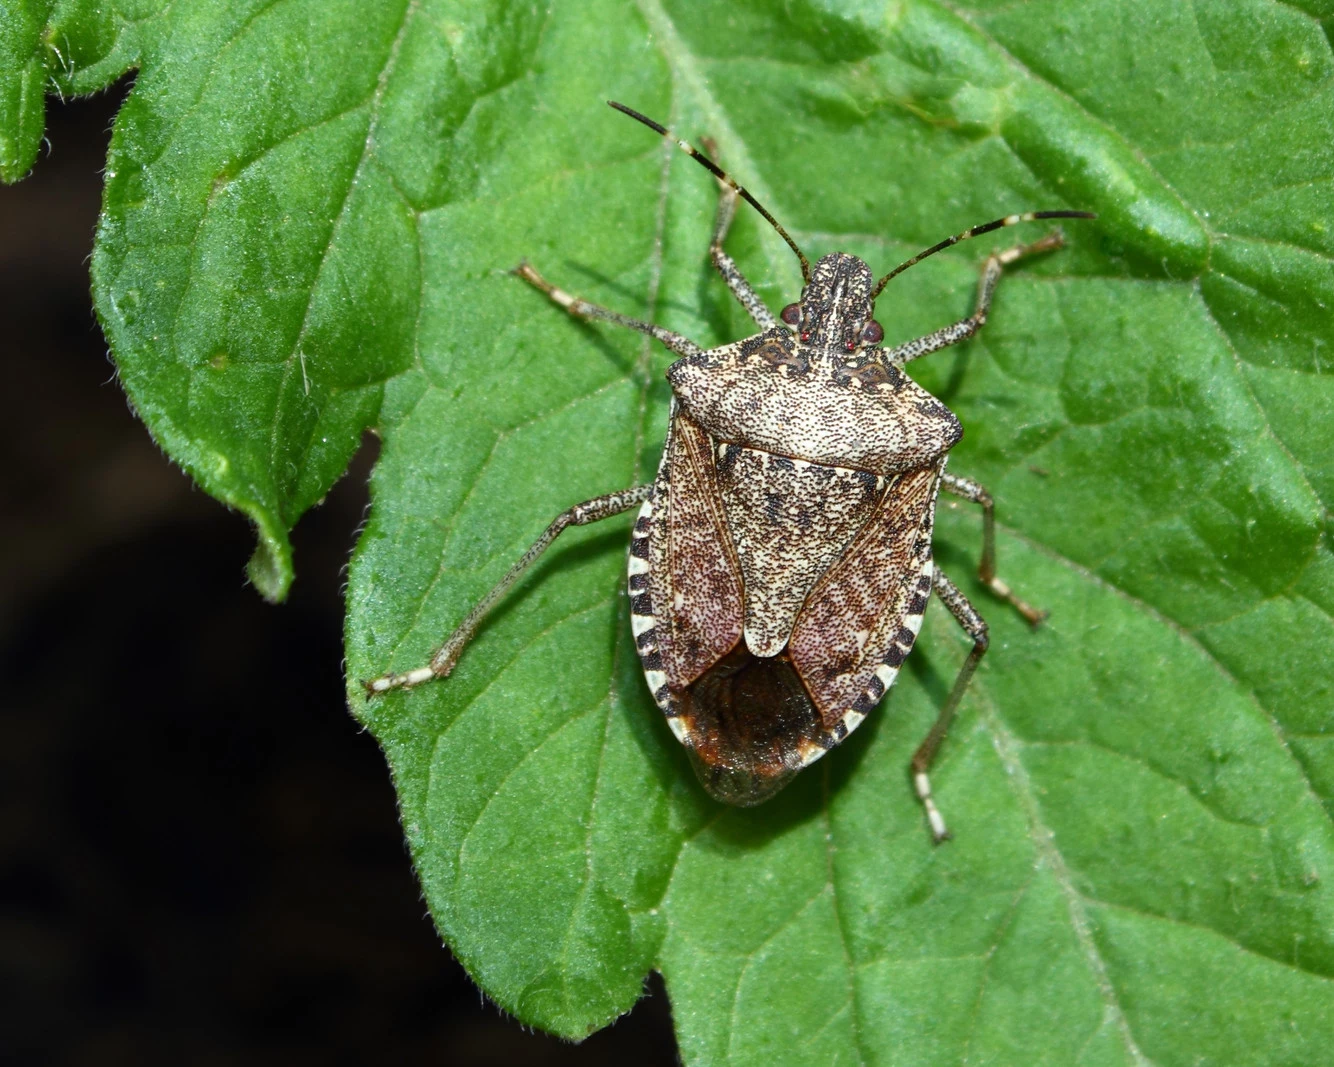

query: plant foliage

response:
[5,0,1334,1061]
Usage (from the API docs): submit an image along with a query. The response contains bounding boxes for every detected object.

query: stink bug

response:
[367,102,1094,841]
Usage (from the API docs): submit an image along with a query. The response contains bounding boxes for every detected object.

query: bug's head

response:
[780,253,884,355]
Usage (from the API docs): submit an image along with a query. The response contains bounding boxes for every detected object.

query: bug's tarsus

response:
[512,260,573,308]
[913,569,991,843]
[363,486,655,699]
[941,472,1047,627]
[873,210,1096,297]
[513,259,702,359]
[998,229,1066,265]
[607,100,812,284]
[364,663,439,698]
[882,229,1070,367]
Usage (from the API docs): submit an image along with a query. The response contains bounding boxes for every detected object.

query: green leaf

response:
[0,0,51,181]
[8,0,1334,1060]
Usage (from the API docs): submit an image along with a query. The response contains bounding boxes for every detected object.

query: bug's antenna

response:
[872,210,1096,298]
[609,101,812,284]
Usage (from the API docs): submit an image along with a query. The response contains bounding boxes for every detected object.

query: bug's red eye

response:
[863,319,884,344]
[845,339,857,352]
[780,303,801,325]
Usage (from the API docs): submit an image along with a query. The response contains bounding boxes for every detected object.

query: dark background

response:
[2,85,676,1066]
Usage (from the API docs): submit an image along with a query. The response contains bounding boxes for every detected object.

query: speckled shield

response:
[628,269,961,805]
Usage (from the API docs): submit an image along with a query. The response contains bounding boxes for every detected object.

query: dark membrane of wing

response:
[678,645,824,806]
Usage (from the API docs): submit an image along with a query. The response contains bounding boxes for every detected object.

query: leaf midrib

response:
[978,683,1157,1066]
[638,4,1331,1059]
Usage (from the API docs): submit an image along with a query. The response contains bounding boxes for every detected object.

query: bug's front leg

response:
[365,485,653,697]
[911,568,988,843]
[940,471,1047,626]
[883,230,1066,365]
[700,138,777,331]
[513,262,701,359]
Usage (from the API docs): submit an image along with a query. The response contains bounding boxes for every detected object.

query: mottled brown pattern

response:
[789,462,942,726]
[715,449,884,657]
[647,408,744,689]
[668,329,962,474]
[754,337,808,374]
[798,253,876,352]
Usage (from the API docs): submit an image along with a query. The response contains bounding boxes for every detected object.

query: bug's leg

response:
[882,231,1066,365]
[940,472,1047,626]
[700,138,777,330]
[911,568,988,843]
[365,485,653,697]
[514,261,701,359]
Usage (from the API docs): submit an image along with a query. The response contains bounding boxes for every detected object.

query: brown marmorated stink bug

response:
[367,102,1094,841]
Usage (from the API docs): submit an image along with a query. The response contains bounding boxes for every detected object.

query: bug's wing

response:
[788,462,942,735]
[642,408,745,694]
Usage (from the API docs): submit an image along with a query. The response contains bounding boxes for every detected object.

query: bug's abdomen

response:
[676,645,827,806]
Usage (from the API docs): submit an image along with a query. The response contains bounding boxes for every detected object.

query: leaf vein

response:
[822,762,867,1066]
[993,517,1329,830]
[454,694,610,873]
[723,887,831,1062]
[979,687,1156,1066]
[1085,895,1334,984]
[383,373,632,666]
[960,876,1034,1063]
[266,0,419,501]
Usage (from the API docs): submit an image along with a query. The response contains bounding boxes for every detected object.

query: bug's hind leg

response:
[700,137,777,331]
[911,568,988,843]
[883,230,1066,365]
[365,485,653,698]
[514,262,701,359]
[940,471,1046,626]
